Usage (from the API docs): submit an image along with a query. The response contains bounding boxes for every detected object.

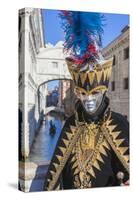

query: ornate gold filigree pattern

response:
[45,110,129,190]
[71,123,111,188]
[46,123,83,190]
[102,113,129,172]
[66,58,113,93]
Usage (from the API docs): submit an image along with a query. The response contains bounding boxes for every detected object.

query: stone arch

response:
[37,78,72,115]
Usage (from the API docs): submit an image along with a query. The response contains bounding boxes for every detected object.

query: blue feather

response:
[59,11,105,60]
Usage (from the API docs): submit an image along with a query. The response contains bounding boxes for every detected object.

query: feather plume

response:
[59,11,105,64]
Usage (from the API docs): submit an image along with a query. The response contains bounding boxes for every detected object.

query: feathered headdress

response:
[59,11,105,65]
[59,10,113,94]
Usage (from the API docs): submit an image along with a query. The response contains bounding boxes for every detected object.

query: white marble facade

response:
[19,8,44,158]
[19,8,71,159]
[36,42,71,86]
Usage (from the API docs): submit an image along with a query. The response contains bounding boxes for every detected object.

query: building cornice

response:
[102,35,129,57]
[19,8,34,17]
[102,27,129,51]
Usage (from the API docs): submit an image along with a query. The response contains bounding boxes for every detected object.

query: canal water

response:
[29,113,65,164]
[26,112,65,191]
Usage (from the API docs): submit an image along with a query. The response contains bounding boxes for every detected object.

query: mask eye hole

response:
[81,92,86,96]
[92,91,99,95]
[92,90,101,95]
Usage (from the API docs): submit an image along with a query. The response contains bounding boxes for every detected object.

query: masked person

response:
[43,11,129,191]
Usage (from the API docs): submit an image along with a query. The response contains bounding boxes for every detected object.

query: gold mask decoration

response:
[66,57,113,94]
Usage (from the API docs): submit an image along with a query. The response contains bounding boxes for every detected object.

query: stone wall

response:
[19,8,44,158]
[102,26,129,119]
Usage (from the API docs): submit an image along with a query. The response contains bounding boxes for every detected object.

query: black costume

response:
[44,97,129,190]
[43,11,129,191]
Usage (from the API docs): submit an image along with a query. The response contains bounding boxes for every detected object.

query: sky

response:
[42,9,129,90]
[42,9,129,48]
[47,80,59,91]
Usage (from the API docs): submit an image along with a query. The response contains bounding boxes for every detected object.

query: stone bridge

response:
[36,42,71,86]
[45,106,64,115]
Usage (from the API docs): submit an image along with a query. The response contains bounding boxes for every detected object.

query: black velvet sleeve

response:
[110,112,129,185]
